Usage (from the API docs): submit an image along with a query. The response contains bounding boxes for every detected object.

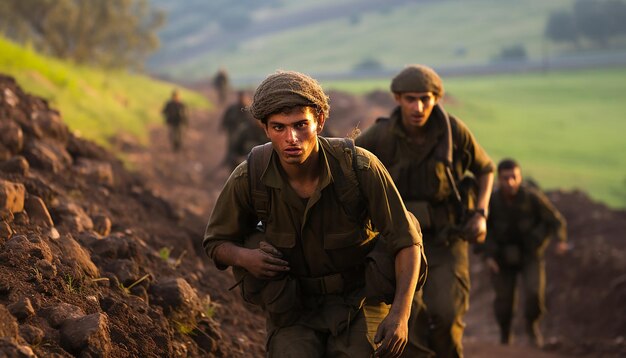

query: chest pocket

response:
[400,158,450,202]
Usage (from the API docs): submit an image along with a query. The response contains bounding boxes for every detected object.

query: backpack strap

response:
[247,142,273,227]
[319,137,366,223]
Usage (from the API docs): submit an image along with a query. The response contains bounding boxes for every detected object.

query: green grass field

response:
[324,68,626,208]
[164,0,573,79]
[0,36,210,147]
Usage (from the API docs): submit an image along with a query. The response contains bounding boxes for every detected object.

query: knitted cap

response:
[250,70,330,122]
[390,65,444,98]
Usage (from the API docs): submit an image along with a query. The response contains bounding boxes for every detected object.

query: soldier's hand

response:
[485,257,500,274]
[463,213,487,244]
[374,312,408,358]
[240,245,289,280]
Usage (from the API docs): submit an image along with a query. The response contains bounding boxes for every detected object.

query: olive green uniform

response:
[161,99,188,151]
[204,138,422,357]
[356,106,494,358]
[484,185,566,344]
[221,103,266,169]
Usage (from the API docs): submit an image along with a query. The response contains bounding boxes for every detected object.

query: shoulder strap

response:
[320,137,366,223]
[247,142,273,227]
[433,104,463,206]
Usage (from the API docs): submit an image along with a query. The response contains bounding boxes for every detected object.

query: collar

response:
[260,138,334,191]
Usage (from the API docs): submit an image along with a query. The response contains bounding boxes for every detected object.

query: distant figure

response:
[221,91,266,169]
[483,159,568,348]
[213,68,230,104]
[161,90,188,152]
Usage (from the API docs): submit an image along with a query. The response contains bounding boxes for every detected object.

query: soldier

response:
[221,91,267,170]
[213,68,230,104]
[356,64,495,358]
[483,158,567,347]
[161,90,188,152]
[204,71,426,357]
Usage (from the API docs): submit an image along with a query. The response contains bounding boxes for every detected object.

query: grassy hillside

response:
[324,68,626,208]
[0,36,210,147]
[151,0,578,80]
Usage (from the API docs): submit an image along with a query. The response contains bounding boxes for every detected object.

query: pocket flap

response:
[324,227,362,250]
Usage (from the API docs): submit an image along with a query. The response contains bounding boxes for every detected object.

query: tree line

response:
[0,0,164,69]
[545,0,626,47]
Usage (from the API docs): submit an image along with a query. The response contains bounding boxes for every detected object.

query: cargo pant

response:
[410,238,470,358]
[491,257,546,343]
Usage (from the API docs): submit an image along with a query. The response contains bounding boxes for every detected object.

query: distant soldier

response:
[483,158,568,348]
[213,68,230,104]
[161,90,188,151]
[221,91,267,169]
[356,64,495,358]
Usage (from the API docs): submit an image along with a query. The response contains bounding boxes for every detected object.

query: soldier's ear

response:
[316,114,325,134]
[393,93,402,104]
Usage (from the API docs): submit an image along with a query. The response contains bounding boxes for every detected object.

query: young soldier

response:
[203,71,425,357]
[356,65,495,358]
[161,89,188,152]
[483,159,568,347]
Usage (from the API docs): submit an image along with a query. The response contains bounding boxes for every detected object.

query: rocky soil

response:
[1,74,624,357]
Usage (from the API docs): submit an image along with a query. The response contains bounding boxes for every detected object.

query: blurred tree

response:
[545,0,626,48]
[0,0,164,69]
[545,11,579,45]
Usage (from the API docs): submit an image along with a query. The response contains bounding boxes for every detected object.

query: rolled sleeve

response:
[203,162,257,268]
[355,147,422,255]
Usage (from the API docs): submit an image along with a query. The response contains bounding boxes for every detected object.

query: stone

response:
[31,109,70,144]
[44,302,85,328]
[22,140,72,174]
[1,87,19,107]
[105,259,140,286]
[74,158,114,187]
[60,313,111,357]
[0,120,24,154]
[149,277,201,316]
[24,195,54,227]
[92,214,112,236]
[88,234,138,261]
[52,202,93,232]
[7,297,35,321]
[57,235,99,278]
[0,179,25,217]
[0,155,29,176]
[19,324,44,346]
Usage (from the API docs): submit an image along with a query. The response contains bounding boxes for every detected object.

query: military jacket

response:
[203,139,421,281]
[356,106,494,232]
[485,185,567,260]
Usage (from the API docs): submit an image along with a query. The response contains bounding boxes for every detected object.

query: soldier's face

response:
[264,107,324,167]
[499,167,522,197]
[395,92,437,131]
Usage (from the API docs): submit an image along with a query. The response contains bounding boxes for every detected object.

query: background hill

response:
[0,36,209,147]
[148,0,626,81]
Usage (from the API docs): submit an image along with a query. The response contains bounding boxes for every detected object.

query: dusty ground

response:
[1,75,624,357]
